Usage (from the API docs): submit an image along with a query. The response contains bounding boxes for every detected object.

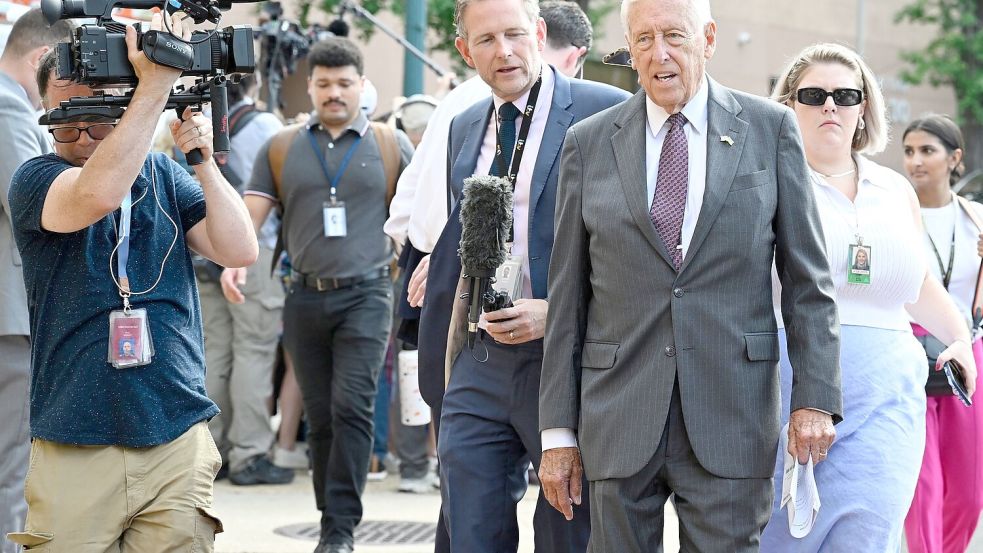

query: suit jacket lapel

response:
[450,102,493,200]
[612,91,676,267]
[680,79,749,273]
[529,67,574,217]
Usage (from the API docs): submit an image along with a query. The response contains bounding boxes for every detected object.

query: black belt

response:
[292,266,390,291]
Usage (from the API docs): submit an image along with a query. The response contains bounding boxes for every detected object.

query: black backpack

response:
[193,103,263,282]
[215,103,262,193]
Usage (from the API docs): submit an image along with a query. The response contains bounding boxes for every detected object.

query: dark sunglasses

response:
[48,123,116,143]
[796,88,863,107]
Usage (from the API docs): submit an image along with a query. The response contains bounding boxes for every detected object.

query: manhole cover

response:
[275,521,437,546]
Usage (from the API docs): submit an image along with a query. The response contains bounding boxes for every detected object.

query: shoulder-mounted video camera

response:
[40,0,259,164]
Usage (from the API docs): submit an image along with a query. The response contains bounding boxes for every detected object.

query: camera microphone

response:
[327,18,349,37]
[458,174,512,349]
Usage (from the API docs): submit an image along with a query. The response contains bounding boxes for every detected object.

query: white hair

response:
[620,0,713,32]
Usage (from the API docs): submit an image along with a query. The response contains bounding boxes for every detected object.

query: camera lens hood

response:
[41,0,70,24]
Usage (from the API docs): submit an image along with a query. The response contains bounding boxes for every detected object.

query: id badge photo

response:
[847,244,871,285]
[107,308,155,368]
[323,200,348,238]
[493,254,524,301]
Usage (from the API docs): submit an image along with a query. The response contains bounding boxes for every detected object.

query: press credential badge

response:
[323,199,347,237]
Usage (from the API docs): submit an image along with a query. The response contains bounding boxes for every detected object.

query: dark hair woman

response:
[902,114,983,553]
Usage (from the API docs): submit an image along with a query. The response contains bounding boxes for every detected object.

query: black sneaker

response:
[314,542,353,553]
[229,455,295,486]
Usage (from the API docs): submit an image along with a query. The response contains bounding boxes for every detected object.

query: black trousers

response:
[282,276,393,545]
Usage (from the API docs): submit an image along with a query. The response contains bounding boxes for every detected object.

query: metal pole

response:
[403,0,425,96]
[856,0,866,56]
[341,0,456,85]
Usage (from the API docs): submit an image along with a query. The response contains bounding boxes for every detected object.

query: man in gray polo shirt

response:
[224,37,412,553]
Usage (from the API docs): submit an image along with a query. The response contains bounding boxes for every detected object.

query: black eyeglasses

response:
[48,123,116,143]
[796,88,863,107]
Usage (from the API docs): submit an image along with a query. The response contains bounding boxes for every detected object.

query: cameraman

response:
[5,12,256,553]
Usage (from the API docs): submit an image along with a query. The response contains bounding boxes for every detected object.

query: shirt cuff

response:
[541,428,578,451]
[805,408,832,416]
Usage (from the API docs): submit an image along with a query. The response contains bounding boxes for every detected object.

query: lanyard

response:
[923,201,958,289]
[307,129,362,201]
[811,170,864,244]
[491,75,543,242]
[117,192,133,298]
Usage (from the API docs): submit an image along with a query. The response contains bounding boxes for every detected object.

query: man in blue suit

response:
[416,0,629,550]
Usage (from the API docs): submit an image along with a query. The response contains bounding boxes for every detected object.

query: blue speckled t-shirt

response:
[9,152,219,447]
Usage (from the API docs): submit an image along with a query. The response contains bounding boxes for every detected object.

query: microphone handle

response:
[467,275,487,349]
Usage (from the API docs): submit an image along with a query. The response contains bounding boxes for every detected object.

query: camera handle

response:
[177,75,229,165]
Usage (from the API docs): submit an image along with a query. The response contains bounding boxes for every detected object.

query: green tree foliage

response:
[895,0,983,171]
[318,0,455,57]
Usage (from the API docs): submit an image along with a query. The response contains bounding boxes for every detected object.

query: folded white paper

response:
[780,423,821,538]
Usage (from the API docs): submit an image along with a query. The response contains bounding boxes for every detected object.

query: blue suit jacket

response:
[418,67,630,407]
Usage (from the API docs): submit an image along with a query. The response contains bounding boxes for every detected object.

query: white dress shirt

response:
[384,75,492,253]
[644,77,709,261]
[474,66,555,300]
[541,77,710,452]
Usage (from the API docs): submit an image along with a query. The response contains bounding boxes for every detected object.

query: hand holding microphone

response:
[483,298,549,344]
[459,175,512,349]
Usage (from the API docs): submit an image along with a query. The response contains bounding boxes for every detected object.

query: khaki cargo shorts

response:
[7,422,223,552]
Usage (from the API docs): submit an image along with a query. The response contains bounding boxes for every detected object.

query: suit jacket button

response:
[665,345,676,357]
[673,288,684,298]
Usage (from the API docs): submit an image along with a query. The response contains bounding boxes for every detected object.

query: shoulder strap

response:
[228,104,260,138]
[955,195,983,329]
[266,122,303,276]
[215,104,260,192]
[956,195,983,231]
[268,122,304,202]
[369,121,400,209]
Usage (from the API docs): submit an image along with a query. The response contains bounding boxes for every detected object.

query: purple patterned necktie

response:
[650,112,689,270]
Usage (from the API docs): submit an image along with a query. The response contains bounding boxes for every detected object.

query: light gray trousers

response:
[200,247,284,472]
[0,335,30,553]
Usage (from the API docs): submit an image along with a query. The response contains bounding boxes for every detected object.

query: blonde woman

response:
[762,43,977,551]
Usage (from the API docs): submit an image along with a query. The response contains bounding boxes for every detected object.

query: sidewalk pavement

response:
[213,470,983,553]
[213,470,680,553]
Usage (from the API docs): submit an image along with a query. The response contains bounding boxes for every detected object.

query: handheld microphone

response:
[458,175,513,349]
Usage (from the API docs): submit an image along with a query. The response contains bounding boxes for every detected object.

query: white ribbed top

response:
[774,155,926,331]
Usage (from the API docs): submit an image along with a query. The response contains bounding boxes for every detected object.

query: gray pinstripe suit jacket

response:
[539,79,842,481]
[0,72,49,338]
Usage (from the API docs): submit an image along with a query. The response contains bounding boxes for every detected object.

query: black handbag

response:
[919,334,957,397]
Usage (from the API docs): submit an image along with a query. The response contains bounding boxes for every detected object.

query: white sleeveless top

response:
[920,195,983,324]
[774,155,926,331]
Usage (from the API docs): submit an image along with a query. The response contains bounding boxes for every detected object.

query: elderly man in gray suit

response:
[538,0,842,551]
[0,11,74,553]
